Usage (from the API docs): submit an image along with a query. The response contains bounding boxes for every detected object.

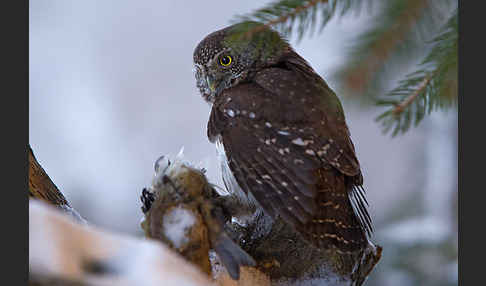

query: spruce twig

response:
[335,0,447,98]
[241,0,324,40]
[392,73,433,115]
[232,0,371,42]
[375,9,457,136]
[230,0,457,136]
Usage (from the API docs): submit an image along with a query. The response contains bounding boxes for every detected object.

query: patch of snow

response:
[163,207,196,248]
[29,200,212,286]
[59,204,87,224]
[380,216,450,245]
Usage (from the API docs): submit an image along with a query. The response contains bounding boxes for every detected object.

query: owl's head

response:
[193,22,290,103]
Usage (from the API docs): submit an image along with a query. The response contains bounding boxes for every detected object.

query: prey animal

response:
[193,22,373,253]
[140,154,255,279]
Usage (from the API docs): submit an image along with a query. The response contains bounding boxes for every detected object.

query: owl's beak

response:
[206,75,217,93]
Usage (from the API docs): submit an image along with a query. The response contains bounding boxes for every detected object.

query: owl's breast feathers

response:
[207,58,372,252]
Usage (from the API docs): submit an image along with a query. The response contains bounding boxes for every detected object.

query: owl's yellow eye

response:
[219,55,232,66]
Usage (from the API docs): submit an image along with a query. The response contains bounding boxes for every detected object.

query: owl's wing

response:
[254,66,362,178]
[209,69,371,251]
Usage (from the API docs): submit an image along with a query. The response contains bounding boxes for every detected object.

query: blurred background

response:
[29,1,457,285]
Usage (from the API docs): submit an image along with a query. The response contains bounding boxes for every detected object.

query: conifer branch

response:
[232,0,371,41]
[392,73,433,115]
[231,1,457,136]
[376,9,457,136]
[29,145,70,207]
[241,0,324,40]
[335,0,445,97]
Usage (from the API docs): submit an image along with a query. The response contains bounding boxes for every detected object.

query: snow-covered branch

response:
[28,148,381,285]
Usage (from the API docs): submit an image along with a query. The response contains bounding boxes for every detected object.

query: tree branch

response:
[338,0,434,95]
[392,73,432,115]
[29,145,70,207]
[243,0,326,39]
[28,149,381,285]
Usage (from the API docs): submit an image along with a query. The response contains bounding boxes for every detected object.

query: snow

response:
[379,216,450,245]
[163,207,197,248]
[29,200,213,286]
[59,204,87,224]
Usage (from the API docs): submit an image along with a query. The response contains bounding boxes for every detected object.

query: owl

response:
[193,22,372,253]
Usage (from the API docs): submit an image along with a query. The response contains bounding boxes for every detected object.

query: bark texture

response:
[29,145,69,207]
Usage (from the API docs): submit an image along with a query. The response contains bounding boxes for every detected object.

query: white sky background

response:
[29,0,457,243]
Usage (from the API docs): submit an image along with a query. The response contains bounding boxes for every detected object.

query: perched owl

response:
[193,22,372,253]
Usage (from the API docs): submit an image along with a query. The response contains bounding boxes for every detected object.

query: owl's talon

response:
[260,259,281,269]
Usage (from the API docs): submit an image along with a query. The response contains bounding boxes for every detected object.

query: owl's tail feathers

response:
[349,185,373,238]
[296,171,373,252]
[213,233,256,280]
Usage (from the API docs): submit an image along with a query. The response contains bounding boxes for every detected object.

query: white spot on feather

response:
[226,109,235,117]
[294,159,304,164]
[305,149,316,156]
[292,138,306,146]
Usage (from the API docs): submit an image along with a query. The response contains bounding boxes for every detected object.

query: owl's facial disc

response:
[194,64,213,102]
[194,50,239,103]
[194,64,223,103]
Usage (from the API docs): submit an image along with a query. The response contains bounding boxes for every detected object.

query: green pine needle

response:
[375,9,458,136]
[231,0,372,42]
[334,0,451,101]
[229,0,457,136]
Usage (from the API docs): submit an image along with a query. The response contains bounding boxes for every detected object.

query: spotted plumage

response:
[193,22,372,253]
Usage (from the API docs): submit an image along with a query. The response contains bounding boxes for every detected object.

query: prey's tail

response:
[213,233,256,280]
